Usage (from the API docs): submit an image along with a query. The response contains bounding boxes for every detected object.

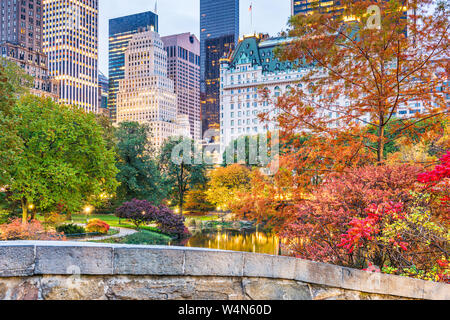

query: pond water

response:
[170,228,281,255]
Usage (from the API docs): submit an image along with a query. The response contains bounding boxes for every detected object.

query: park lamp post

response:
[84,205,93,223]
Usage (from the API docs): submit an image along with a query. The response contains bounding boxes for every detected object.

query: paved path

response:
[76,227,137,242]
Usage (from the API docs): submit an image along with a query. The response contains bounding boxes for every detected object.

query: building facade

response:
[162,33,201,141]
[109,11,158,122]
[220,35,307,151]
[292,0,344,16]
[98,70,109,117]
[200,0,239,137]
[43,0,98,112]
[116,30,189,149]
[0,0,58,98]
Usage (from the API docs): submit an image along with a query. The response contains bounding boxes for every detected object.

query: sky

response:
[98,0,292,76]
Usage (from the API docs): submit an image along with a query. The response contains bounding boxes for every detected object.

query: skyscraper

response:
[292,0,344,16]
[109,11,158,121]
[0,0,58,98]
[116,30,189,149]
[98,71,109,116]
[43,0,99,112]
[200,0,239,137]
[162,33,201,141]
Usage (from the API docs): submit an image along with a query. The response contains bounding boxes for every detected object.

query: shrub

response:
[0,209,11,224]
[115,199,189,237]
[0,219,64,241]
[86,219,110,234]
[56,223,86,235]
[280,164,423,267]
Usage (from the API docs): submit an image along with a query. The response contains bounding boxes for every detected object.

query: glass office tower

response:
[43,0,99,112]
[108,11,158,121]
[200,0,239,137]
[292,0,343,16]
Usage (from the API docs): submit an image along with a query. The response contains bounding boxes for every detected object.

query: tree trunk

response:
[21,198,28,225]
[377,122,385,164]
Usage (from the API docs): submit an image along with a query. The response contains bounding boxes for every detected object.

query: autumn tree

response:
[206,164,252,211]
[261,0,449,196]
[278,164,425,267]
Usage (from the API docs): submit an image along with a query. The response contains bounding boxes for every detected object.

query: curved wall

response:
[0,241,448,300]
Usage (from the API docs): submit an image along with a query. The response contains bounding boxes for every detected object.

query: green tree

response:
[0,64,20,187]
[8,95,119,224]
[159,136,208,215]
[95,114,117,151]
[115,122,166,204]
[0,57,33,95]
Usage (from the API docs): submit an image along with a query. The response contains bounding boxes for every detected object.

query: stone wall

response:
[0,241,449,300]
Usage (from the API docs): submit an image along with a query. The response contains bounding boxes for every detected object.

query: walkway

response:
[76,227,137,242]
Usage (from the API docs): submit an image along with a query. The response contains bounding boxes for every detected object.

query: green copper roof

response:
[228,36,307,73]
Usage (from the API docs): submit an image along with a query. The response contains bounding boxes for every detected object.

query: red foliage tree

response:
[418,151,450,220]
[278,164,423,267]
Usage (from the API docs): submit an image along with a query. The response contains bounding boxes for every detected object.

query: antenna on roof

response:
[154,1,158,14]
[249,2,253,34]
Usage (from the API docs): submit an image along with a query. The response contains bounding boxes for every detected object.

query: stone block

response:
[106,276,194,300]
[341,267,383,294]
[422,281,450,300]
[243,253,273,278]
[35,244,113,275]
[0,245,35,277]
[114,247,184,276]
[273,256,297,280]
[40,276,107,300]
[295,259,342,288]
[384,274,424,299]
[242,278,312,300]
[184,250,244,277]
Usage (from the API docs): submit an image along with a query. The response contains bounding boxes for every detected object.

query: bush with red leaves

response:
[0,219,65,241]
[115,199,189,237]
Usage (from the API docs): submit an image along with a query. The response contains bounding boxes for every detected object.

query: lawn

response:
[95,230,173,245]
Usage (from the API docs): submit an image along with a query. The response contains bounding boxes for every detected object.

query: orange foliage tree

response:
[259,0,449,196]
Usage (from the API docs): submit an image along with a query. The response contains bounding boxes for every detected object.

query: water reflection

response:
[172,228,281,255]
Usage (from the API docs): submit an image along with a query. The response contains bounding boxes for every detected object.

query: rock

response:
[242,278,312,300]
[106,276,193,300]
[40,276,107,300]
[10,279,39,300]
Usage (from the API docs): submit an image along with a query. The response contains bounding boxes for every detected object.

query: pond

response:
[170,227,282,256]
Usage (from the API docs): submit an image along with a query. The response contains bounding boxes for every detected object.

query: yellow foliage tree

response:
[206,164,252,211]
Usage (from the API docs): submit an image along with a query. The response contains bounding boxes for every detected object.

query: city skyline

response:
[98,0,291,76]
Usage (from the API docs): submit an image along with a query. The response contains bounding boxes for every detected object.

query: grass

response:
[69,214,124,227]
[96,230,173,245]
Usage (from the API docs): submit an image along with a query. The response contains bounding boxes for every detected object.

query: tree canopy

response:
[7,95,119,223]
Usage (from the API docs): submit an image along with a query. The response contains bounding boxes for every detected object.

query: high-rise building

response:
[116,30,189,149]
[200,0,239,137]
[109,11,158,121]
[98,71,109,117]
[162,33,201,141]
[43,0,99,112]
[0,0,58,98]
[220,35,305,151]
[292,0,344,16]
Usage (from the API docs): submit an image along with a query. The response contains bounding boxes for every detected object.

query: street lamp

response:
[84,205,93,223]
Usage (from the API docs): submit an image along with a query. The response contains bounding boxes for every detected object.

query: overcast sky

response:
[98,0,292,76]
